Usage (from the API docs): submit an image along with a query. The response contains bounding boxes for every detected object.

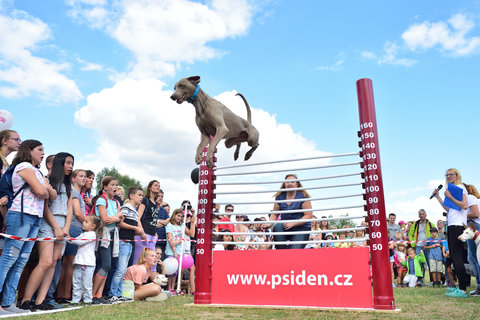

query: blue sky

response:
[2,0,480,223]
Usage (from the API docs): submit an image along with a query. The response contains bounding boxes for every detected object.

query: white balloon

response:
[163,257,179,275]
[0,110,13,131]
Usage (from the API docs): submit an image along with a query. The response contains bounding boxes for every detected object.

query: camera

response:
[442,212,447,217]
[186,205,192,210]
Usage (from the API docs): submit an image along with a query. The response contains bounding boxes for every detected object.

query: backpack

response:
[0,164,29,210]
[89,193,119,216]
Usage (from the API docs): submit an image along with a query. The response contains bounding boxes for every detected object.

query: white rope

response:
[214,152,360,170]
[216,193,364,205]
[214,227,366,236]
[213,215,366,225]
[214,161,362,177]
[214,182,363,195]
[215,172,363,185]
[212,238,368,245]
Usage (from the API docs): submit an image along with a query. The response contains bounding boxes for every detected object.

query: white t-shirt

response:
[447,184,468,226]
[466,194,480,225]
[11,162,45,217]
[70,231,97,266]
[165,223,191,256]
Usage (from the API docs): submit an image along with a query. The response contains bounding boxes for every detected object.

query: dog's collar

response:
[187,85,200,103]
[474,230,480,241]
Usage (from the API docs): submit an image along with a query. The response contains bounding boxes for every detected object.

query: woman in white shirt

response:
[433,168,468,298]
[0,140,56,314]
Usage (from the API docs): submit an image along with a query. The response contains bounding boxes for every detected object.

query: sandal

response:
[169,290,177,296]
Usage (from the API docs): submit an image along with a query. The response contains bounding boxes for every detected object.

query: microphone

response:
[430,185,443,199]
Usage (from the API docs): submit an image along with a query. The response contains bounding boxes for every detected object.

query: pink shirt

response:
[124,264,151,286]
[11,162,45,217]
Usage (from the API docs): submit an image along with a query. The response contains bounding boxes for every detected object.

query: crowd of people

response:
[0,131,478,316]
[386,168,480,299]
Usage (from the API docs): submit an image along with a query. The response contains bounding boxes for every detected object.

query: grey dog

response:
[170,76,259,167]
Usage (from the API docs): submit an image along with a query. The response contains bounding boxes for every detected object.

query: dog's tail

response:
[236,93,252,124]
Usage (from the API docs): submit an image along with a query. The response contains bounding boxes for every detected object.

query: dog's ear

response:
[188,76,201,85]
[471,221,477,232]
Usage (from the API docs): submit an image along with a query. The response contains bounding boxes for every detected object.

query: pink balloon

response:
[178,254,194,269]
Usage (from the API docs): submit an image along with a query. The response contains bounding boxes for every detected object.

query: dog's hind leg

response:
[244,145,258,161]
[233,143,241,161]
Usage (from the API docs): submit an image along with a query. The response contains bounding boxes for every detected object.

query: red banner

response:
[212,248,373,309]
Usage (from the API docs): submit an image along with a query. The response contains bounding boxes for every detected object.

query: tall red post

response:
[356,78,395,310]
[194,144,215,304]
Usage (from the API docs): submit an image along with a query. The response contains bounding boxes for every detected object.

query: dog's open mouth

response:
[176,93,187,104]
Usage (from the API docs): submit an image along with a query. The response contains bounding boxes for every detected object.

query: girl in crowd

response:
[269,174,312,249]
[165,209,195,293]
[92,176,123,304]
[57,169,87,302]
[81,170,95,216]
[108,186,145,302]
[0,130,21,175]
[21,152,74,310]
[123,248,164,301]
[0,140,56,314]
[433,168,468,298]
[319,216,329,240]
[133,180,160,270]
[0,130,21,253]
[68,215,103,305]
[213,229,235,251]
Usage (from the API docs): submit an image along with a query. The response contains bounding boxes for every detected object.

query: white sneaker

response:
[3,304,31,314]
[107,296,121,304]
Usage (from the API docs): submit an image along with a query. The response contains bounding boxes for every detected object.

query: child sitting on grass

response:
[401,247,426,288]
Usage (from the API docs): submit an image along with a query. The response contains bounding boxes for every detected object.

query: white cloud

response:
[74,76,338,211]
[361,42,416,66]
[402,13,480,56]
[0,8,81,102]
[316,52,345,71]
[67,0,254,79]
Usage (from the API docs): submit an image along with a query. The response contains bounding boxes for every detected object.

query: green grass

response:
[11,284,480,320]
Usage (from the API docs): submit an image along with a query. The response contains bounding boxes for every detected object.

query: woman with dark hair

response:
[133,180,160,271]
[81,170,95,216]
[0,140,56,314]
[433,168,469,298]
[20,152,74,310]
[268,174,312,249]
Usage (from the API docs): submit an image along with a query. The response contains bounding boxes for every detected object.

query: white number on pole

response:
[371,232,382,239]
[372,244,383,251]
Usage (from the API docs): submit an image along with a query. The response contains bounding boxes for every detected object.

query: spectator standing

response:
[20,152,74,311]
[433,168,469,298]
[218,204,235,233]
[81,170,95,216]
[408,209,436,280]
[436,220,446,240]
[155,191,170,260]
[108,186,145,303]
[424,228,444,287]
[387,213,401,240]
[0,140,56,314]
[134,180,160,271]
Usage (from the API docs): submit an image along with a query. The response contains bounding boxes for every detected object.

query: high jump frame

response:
[191,78,395,310]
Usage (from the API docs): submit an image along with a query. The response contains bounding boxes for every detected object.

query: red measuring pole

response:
[194,144,215,304]
[356,78,395,310]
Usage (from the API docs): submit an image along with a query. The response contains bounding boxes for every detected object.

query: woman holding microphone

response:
[433,168,468,298]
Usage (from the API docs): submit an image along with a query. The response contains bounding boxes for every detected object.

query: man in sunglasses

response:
[218,204,235,233]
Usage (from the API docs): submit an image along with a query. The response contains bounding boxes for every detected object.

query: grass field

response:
[8,284,480,320]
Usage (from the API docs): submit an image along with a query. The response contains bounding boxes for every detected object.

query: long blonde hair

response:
[137,248,155,265]
[273,174,310,198]
[446,168,462,186]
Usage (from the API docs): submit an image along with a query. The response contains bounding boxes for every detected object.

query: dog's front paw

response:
[195,155,202,165]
